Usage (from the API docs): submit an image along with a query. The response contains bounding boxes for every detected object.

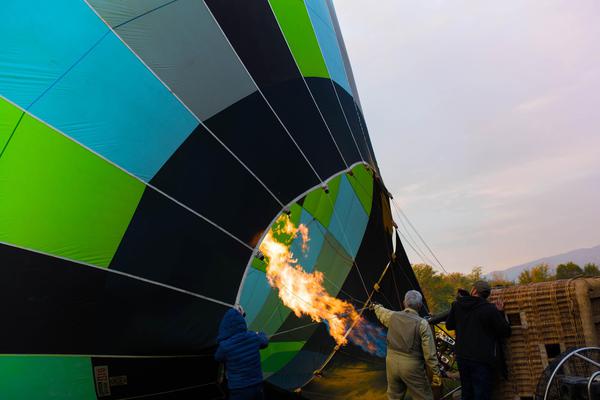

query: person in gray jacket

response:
[373,290,442,400]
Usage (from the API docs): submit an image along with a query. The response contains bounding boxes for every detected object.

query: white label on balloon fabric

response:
[109,375,128,387]
[94,365,111,397]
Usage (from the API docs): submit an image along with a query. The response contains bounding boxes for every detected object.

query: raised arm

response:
[373,304,394,328]
[445,302,457,331]
[256,332,269,349]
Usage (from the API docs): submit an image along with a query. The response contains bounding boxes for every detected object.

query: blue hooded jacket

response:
[215,309,269,390]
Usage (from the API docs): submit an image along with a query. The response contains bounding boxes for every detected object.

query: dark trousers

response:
[457,358,493,400]
[229,383,265,400]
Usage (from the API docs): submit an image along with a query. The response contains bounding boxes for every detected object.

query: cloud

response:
[392,142,600,269]
[333,0,600,273]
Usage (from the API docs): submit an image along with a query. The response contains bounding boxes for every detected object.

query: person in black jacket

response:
[446,281,511,400]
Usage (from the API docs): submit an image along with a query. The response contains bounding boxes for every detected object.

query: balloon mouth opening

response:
[254,213,386,357]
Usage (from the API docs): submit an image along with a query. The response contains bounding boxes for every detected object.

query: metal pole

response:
[543,347,600,400]
[440,386,461,400]
[587,371,600,399]
[573,353,600,369]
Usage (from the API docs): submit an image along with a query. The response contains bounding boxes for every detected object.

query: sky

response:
[333,0,600,274]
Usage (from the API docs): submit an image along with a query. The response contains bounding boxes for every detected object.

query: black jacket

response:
[446,295,511,368]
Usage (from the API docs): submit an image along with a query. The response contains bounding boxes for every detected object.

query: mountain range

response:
[488,244,600,281]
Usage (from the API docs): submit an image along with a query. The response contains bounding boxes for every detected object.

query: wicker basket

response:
[489,278,600,399]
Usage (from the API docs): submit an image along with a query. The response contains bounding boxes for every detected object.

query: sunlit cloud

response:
[335,0,600,273]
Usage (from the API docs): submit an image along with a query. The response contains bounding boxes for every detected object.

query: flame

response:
[259,215,386,356]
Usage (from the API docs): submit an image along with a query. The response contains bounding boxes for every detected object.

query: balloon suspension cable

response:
[311,260,391,378]
[391,198,447,274]
[269,321,319,339]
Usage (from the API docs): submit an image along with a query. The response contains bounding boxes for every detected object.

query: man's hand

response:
[431,374,442,387]
[445,371,460,380]
[494,299,505,312]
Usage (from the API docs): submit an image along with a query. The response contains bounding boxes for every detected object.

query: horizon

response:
[334,0,600,274]
[415,242,600,268]
[416,242,600,277]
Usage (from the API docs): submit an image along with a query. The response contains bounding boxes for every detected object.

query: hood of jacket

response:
[217,309,247,342]
[454,294,489,311]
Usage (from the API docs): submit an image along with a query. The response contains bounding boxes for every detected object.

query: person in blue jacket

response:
[215,305,269,400]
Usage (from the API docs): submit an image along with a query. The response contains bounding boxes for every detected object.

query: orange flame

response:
[259,215,384,353]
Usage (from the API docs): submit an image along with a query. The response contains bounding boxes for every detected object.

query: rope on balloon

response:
[83,1,290,232]
[345,166,444,273]
[390,198,447,274]
[296,0,368,164]
[266,0,350,171]
[306,259,392,381]
[322,191,371,298]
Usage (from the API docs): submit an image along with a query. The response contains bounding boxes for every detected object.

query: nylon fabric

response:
[305,77,362,164]
[150,122,281,245]
[301,175,341,227]
[329,175,369,258]
[348,164,374,215]
[0,1,107,107]
[0,104,144,267]
[0,357,96,400]
[205,0,346,179]
[260,341,304,374]
[268,0,329,79]
[325,0,364,110]
[0,1,415,397]
[336,81,375,167]
[0,243,230,354]
[304,0,352,95]
[0,100,23,156]
[88,0,257,120]
[1,0,198,181]
[90,356,222,399]
[28,32,198,182]
[204,90,319,203]
[314,232,354,294]
[109,187,251,303]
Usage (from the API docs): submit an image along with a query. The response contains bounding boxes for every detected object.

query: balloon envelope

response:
[0,0,422,398]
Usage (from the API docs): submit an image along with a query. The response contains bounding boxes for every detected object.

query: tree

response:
[518,269,533,284]
[445,272,471,292]
[489,272,514,288]
[411,265,494,314]
[584,263,600,277]
[518,263,552,284]
[412,264,454,315]
[556,262,583,279]
[531,263,552,282]
[466,267,484,283]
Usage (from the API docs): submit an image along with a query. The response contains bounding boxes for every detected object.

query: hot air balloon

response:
[0,0,424,398]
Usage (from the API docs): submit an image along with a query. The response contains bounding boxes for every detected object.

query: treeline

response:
[514,262,599,284]
[412,262,600,314]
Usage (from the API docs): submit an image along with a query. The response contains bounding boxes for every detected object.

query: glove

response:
[234,304,246,317]
[431,374,442,387]
[369,302,380,311]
